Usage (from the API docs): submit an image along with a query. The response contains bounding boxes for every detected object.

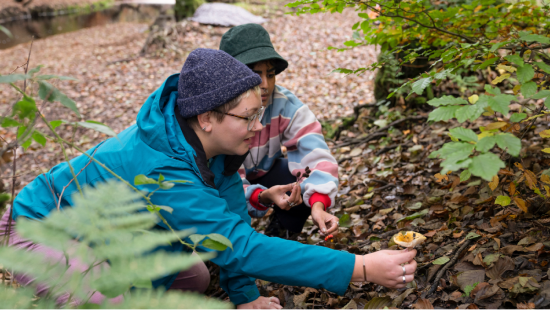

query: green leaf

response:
[13,96,37,120]
[36,75,78,81]
[532,90,550,100]
[32,131,47,146]
[469,153,505,181]
[339,213,351,227]
[132,279,153,289]
[465,232,481,239]
[535,62,550,74]
[202,239,227,251]
[449,127,478,142]
[476,135,496,152]
[488,94,516,115]
[74,121,117,137]
[1,117,21,127]
[429,142,475,161]
[460,170,471,182]
[159,182,174,190]
[38,81,81,118]
[411,77,432,95]
[0,74,29,84]
[521,81,537,98]
[204,233,233,251]
[456,97,488,122]
[428,105,461,122]
[433,256,450,265]
[27,65,43,76]
[505,55,524,67]
[517,64,535,83]
[477,57,498,70]
[189,234,206,246]
[490,41,508,52]
[484,84,502,96]
[510,113,527,122]
[134,174,158,186]
[519,33,550,44]
[427,96,468,107]
[495,133,521,157]
[50,120,62,129]
[113,289,229,309]
[495,195,511,206]
[397,209,428,222]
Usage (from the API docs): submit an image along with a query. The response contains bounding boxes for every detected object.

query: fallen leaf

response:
[412,298,434,309]
[512,197,528,212]
[488,175,499,190]
[524,170,538,190]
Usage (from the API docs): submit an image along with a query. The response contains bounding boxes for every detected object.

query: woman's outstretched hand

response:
[237,296,282,309]
[352,249,418,289]
[261,183,302,211]
[311,202,339,236]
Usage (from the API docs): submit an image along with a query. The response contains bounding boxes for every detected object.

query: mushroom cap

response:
[393,231,427,248]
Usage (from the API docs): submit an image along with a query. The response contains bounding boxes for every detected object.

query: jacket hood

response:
[136,74,247,186]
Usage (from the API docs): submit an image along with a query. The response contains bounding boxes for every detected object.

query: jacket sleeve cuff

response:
[308,193,331,211]
[249,188,267,211]
[228,286,261,306]
[245,184,268,218]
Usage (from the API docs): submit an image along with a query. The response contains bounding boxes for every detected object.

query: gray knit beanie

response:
[177,48,262,118]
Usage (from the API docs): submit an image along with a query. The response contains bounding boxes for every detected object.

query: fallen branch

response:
[332,101,383,140]
[423,239,472,298]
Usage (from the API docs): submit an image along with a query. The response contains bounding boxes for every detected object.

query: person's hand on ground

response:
[261,183,302,210]
[352,249,417,289]
[311,202,338,236]
[237,296,282,309]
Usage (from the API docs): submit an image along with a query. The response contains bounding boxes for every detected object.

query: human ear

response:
[197,112,212,132]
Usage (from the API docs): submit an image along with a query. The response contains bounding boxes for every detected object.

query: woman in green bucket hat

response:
[220,24,340,238]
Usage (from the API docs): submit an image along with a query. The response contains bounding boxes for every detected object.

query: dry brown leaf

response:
[499,168,514,176]
[453,230,464,238]
[488,175,499,191]
[541,174,550,184]
[508,182,516,196]
[515,162,525,171]
[512,197,528,212]
[524,170,538,190]
[486,256,514,280]
[516,302,535,310]
[434,173,449,183]
[412,298,434,309]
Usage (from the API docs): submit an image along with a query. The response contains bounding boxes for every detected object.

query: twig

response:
[423,239,472,298]
[2,147,16,286]
[333,131,388,148]
[56,146,100,211]
[22,36,34,93]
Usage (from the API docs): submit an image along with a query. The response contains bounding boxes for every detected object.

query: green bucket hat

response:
[220,24,288,75]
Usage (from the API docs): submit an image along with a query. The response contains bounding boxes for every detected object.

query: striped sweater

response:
[241,85,339,218]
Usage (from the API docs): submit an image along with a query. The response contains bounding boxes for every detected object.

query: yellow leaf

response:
[477,131,494,140]
[542,148,550,153]
[485,122,508,130]
[468,95,479,104]
[513,84,522,95]
[524,170,538,190]
[541,174,550,184]
[474,4,482,12]
[448,133,459,142]
[491,74,511,85]
[539,129,550,138]
[497,64,517,73]
[545,185,550,197]
[489,175,499,191]
[482,106,495,116]
[512,197,528,213]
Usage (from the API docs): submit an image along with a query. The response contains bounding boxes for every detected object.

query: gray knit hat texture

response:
[177,48,262,118]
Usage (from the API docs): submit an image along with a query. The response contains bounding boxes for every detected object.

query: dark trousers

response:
[250,158,311,233]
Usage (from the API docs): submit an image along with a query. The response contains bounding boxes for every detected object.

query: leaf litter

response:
[1,1,550,309]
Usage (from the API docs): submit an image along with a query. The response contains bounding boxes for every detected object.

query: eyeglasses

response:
[222,106,265,131]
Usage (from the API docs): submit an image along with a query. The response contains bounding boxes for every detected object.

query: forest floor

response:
[1,1,550,309]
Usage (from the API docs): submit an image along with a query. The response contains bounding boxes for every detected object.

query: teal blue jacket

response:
[12,74,355,305]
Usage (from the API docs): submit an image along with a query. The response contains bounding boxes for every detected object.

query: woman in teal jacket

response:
[6,49,417,308]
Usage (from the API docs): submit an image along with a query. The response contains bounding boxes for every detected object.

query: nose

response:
[250,118,263,132]
[260,73,268,90]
